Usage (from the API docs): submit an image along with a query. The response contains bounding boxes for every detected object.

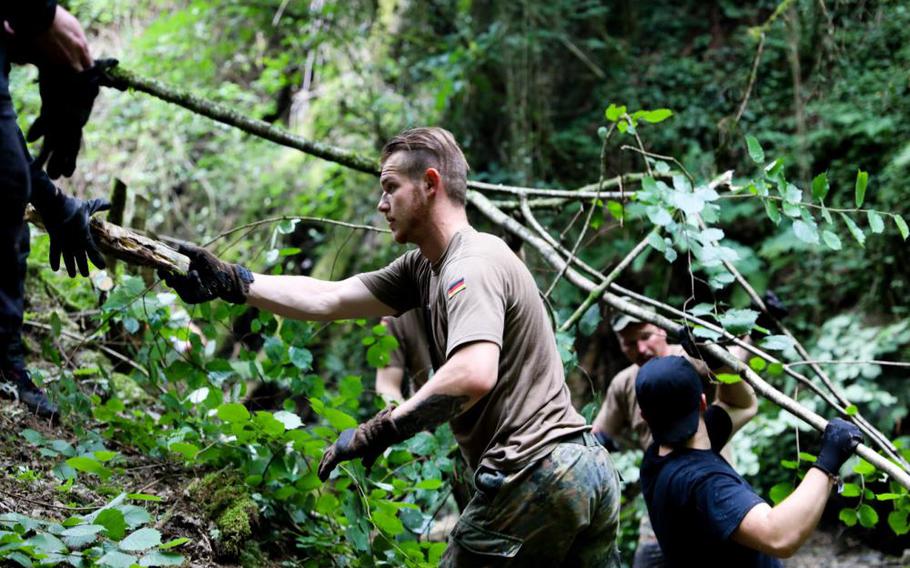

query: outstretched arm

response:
[248,274,393,321]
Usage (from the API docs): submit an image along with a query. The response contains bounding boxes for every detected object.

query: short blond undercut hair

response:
[380,127,470,205]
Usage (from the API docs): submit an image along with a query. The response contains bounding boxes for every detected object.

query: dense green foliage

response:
[4,0,910,566]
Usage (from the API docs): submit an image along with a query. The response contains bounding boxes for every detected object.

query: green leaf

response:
[99,550,139,568]
[718,309,758,336]
[414,479,444,490]
[646,232,666,253]
[371,510,404,536]
[780,459,798,470]
[822,230,842,251]
[857,504,879,528]
[894,214,909,240]
[853,459,876,476]
[66,456,111,479]
[769,482,793,505]
[875,493,901,501]
[606,200,624,221]
[139,551,185,567]
[638,108,673,123]
[840,213,866,247]
[127,493,162,502]
[159,537,190,550]
[117,505,151,529]
[792,220,819,245]
[289,346,313,370]
[168,442,199,461]
[715,373,742,384]
[763,199,781,225]
[217,403,250,423]
[93,450,118,462]
[745,135,765,164]
[95,508,127,540]
[840,483,861,497]
[273,411,302,430]
[605,104,626,122]
[854,170,868,207]
[119,527,162,552]
[887,510,909,536]
[767,362,784,376]
[839,508,858,527]
[322,407,358,431]
[24,532,66,554]
[867,210,885,234]
[748,357,767,372]
[811,172,829,201]
[844,405,858,416]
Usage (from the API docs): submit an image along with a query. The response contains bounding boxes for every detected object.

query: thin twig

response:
[734,33,766,124]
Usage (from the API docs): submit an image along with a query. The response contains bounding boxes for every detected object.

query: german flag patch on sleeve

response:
[447,277,466,299]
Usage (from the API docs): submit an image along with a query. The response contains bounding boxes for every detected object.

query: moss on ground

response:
[189,471,260,559]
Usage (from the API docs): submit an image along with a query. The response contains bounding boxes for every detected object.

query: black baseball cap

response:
[635,356,703,446]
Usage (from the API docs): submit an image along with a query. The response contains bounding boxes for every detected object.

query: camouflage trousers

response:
[441,432,621,567]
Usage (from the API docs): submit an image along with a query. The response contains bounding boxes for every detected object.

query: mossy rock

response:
[189,471,260,559]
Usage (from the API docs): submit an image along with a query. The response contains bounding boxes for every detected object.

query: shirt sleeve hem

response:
[720,497,765,541]
[445,333,503,359]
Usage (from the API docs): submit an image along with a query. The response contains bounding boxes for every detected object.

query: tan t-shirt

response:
[358,227,587,471]
[384,309,433,395]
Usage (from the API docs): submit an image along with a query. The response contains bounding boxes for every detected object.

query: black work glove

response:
[813,418,863,477]
[593,430,619,453]
[318,407,405,481]
[27,58,119,179]
[41,196,110,277]
[158,244,254,305]
[753,290,789,336]
[673,325,730,372]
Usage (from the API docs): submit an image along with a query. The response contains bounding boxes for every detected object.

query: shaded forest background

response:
[2,0,909,566]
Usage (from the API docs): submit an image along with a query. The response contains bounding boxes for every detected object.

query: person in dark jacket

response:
[0,2,112,419]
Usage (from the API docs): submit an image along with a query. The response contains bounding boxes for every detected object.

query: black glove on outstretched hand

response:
[42,196,110,277]
[158,244,254,304]
[28,58,119,179]
[813,418,863,477]
[674,325,730,371]
[753,290,790,336]
[318,407,405,481]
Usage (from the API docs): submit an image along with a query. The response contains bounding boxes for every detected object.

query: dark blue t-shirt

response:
[640,406,782,568]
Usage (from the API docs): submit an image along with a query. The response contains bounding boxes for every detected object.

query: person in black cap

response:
[635,356,863,567]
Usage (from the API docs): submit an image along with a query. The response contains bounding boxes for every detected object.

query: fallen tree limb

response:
[468,190,910,490]
[24,205,190,275]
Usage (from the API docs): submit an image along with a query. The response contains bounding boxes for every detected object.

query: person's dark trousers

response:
[0,45,33,371]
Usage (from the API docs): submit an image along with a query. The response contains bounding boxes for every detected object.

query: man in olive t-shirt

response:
[160,127,620,567]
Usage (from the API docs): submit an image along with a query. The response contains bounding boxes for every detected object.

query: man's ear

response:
[424,167,442,195]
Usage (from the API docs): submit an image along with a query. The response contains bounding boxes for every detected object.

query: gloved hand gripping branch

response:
[158,244,254,305]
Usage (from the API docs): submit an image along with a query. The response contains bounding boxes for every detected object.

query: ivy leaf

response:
[745,135,765,164]
[811,172,829,201]
[857,504,879,528]
[866,210,885,234]
[822,230,842,251]
[646,232,666,253]
[792,220,819,245]
[217,403,250,423]
[66,456,111,480]
[854,170,868,207]
[289,346,313,370]
[840,213,866,247]
[748,357,766,371]
[894,214,909,240]
[322,407,358,431]
[853,459,876,476]
[839,508,858,527]
[119,527,162,552]
[414,479,444,490]
[606,200,624,221]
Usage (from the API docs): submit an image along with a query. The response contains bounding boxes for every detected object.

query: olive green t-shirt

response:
[383,309,433,395]
[358,227,587,471]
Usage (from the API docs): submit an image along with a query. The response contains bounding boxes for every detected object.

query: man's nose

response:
[377,193,390,212]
